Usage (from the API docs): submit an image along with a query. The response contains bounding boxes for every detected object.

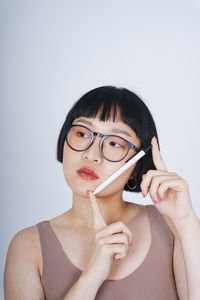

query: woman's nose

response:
[81,137,103,163]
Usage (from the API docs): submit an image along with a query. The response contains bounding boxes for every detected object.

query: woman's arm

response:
[164,215,188,299]
[63,270,103,300]
[173,212,200,300]
[4,227,45,299]
[140,136,200,299]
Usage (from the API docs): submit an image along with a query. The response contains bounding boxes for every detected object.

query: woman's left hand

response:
[140,136,195,223]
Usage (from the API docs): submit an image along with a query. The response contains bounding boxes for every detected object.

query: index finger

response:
[88,191,107,232]
[151,136,167,171]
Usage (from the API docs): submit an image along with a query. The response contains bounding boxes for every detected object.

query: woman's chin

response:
[71,185,95,197]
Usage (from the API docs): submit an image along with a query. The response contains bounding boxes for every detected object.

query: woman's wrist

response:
[63,271,103,300]
[172,211,200,237]
[80,269,104,289]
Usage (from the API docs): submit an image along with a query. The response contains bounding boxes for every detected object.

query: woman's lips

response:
[77,167,99,181]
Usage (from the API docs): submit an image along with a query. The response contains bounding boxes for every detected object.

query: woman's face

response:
[62,116,141,198]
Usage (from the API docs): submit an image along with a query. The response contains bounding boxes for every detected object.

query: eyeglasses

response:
[65,124,141,162]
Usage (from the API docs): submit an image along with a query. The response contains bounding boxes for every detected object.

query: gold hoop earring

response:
[127,178,137,190]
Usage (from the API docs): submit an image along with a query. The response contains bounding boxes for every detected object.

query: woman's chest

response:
[38,208,152,281]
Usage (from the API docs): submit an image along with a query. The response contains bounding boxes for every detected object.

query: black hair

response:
[56,85,159,193]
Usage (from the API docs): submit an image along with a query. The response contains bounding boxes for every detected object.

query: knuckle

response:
[152,176,159,184]
[101,244,109,255]
[171,172,178,176]
[126,228,132,238]
[117,220,124,227]
[146,170,152,176]
[120,233,128,244]
[124,242,128,251]
[122,244,127,252]
[98,237,104,247]
[124,232,129,241]
[95,232,100,241]
[119,244,126,250]
[121,243,126,250]
[140,181,144,189]
[115,244,125,253]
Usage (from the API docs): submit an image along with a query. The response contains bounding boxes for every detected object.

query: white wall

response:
[1,0,200,298]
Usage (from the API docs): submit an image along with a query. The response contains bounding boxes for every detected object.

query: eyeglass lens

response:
[67,126,130,161]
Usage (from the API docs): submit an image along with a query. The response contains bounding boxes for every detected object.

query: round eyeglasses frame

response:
[65,124,141,162]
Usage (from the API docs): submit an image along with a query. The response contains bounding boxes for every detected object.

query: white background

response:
[1,0,200,298]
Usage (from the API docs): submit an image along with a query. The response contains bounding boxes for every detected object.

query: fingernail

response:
[153,136,157,143]
[153,199,158,204]
[86,190,91,196]
[129,241,133,246]
[142,192,146,198]
[159,197,163,201]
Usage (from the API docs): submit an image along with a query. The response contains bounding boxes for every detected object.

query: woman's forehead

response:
[73,106,124,124]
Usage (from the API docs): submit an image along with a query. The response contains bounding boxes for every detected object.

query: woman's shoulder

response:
[5,225,42,284]
[8,225,41,262]
[9,211,71,250]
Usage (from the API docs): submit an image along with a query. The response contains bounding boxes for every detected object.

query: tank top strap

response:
[36,221,82,300]
[36,220,74,276]
[36,221,64,268]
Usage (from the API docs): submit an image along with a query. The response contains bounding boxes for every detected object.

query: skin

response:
[62,116,142,231]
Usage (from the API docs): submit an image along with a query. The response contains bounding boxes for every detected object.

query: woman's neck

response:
[69,192,130,231]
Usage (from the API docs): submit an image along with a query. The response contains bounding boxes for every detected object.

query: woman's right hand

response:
[82,191,133,284]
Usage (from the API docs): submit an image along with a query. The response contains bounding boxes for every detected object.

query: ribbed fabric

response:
[36,205,179,300]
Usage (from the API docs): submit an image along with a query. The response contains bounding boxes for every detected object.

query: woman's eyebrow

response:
[74,118,132,137]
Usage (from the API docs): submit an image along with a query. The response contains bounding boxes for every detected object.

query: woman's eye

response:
[109,141,123,148]
[77,131,89,138]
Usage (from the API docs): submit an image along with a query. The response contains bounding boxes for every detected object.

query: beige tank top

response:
[36,205,179,300]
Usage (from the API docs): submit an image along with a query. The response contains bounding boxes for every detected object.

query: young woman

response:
[4,86,200,300]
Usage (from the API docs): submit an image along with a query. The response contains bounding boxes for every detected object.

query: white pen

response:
[93,145,152,195]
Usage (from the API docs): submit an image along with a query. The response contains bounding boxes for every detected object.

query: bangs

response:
[70,99,123,123]
[68,86,122,122]
[67,86,143,137]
